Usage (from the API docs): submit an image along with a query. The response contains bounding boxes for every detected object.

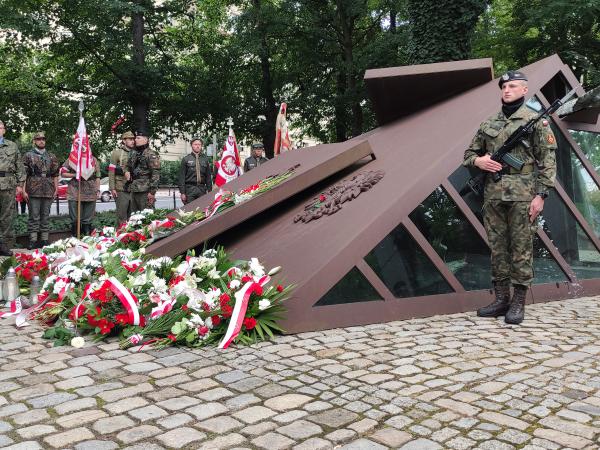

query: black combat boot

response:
[477,280,511,317]
[39,240,50,248]
[0,243,12,257]
[27,239,38,250]
[71,223,78,237]
[505,285,527,325]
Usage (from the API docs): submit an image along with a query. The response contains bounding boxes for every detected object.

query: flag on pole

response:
[67,116,95,180]
[214,127,243,187]
[274,102,292,156]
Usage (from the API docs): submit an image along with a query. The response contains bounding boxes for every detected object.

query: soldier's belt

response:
[508,164,534,175]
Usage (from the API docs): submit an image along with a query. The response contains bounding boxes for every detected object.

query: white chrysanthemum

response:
[53,279,69,294]
[203,249,217,258]
[146,256,173,269]
[203,288,221,308]
[249,258,265,277]
[196,256,217,271]
[229,279,241,289]
[42,274,57,291]
[189,313,204,326]
[70,337,85,348]
[207,268,220,279]
[150,277,168,293]
[102,226,115,235]
[258,299,271,310]
[186,289,207,312]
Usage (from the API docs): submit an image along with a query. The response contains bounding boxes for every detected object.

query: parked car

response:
[98,177,112,202]
[56,178,68,200]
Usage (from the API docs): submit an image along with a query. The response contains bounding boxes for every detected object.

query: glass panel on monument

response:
[408,187,491,290]
[364,224,453,298]
[552,127,600,238]
[569,130,600,170]
[540,190,600,279]
[314,267,382,306]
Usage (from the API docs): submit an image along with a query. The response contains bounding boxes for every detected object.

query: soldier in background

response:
[243,142,269,172]
[109,131,135,224]
[179,137,212,204]
[463,71,557,325]
[0,120,26,256]
[60,153,101,236]
[125,130,160,212]
[23,132,59,249]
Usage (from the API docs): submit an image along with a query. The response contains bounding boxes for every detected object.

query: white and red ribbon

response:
[107,277,141,326]
[0,298,22,319]
[218,275,270,349]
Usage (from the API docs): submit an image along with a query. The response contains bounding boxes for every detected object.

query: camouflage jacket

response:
[178,153,212,194]
[463,104,557,201]
[62,158,101,202]
[127,146,160,194]
[0,139,25,191]
[23,149,60,198]
[108,144,131,192]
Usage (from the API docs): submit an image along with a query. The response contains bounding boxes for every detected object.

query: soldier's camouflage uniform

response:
[61,158,101,235]
[126,146,160,213]
[0,138,25,249]
[108,144,132,224]
[23,149,59,244]
[178,152,212,204]
[464,104,557,286]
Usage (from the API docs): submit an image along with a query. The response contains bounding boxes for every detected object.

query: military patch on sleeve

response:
[547,133,555,145]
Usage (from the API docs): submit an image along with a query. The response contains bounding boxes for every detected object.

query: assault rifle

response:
[464,88,577,197]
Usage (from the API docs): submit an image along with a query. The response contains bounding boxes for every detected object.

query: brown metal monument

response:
[149,54,600,333]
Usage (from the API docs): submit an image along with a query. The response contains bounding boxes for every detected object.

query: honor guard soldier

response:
[109,131,135,224]
[23,132,60,249]
[463,71,557,324]
[178,137,212,204]
[125,129,160,212]
[243,142,269,172]
[0,120,26,256]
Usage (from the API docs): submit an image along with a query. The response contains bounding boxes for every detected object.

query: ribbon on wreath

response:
[218,275,270,349]
[0,297,22,319]
[106,277,141,326]
[205,190,230,219]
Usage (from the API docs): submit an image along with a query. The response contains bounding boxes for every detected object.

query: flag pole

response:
[77,100,84,239]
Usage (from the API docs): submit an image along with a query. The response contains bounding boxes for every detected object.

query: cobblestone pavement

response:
[1,297,600,450]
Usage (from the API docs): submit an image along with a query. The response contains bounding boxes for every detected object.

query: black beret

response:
[498,71,528,88]
[251,142,265,149]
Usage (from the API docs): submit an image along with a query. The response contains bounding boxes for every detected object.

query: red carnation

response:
[221,304,233,318]
[167,333,177,341]
[68,304,85,322]
[219,293,230,306]
[319,194,326,202]
[243,317,257,330]
[277,285,284,292]
[181,305,189,312]
[198,326,209,336]
[241,275,252,283]
[211,315,221,326]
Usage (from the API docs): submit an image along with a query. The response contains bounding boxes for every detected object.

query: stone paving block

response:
[265,393,313,411]
[74,440,118,450]
[9,383,55,401]
[27,392,77,408]
[196,433,246,449]
[226,393,262,409]
[252,432,295,450]
[293,437,333,450]
[11,408,49,425]
[116,425,161,444]
[278,420,322,440]
[186,401,229,420]
[55,375,95,390]
[325,429,357,444]
[17,424,57,439]
[435,399,480,417]
[97,382,154,402]
[308,407,358,428]
[6,441,45,449]
[93,415,135,434]
[44,427,95,448]
[128,405,169,421]
[196,415,243,433]
[274,410,309,423]
[156,412,193,429]
[339,439,387,450]
[370,427,412,447]
[56,409,108,428]
[233,405,277,424]
[103,396,149,414]
[479,411,529,431]
[477,439,516,450]
[156,427,206,448]
[538,415,597,439]
[398,438,442,450]
[156,395,199,411]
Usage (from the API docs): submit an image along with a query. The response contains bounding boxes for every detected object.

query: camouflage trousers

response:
[68,200,96,226]
[183,184,207,204]
[0,189,16,248]
[114,190,131,225]
[28,197,53,241]
[483,200,537,286]
[130,192,153,214]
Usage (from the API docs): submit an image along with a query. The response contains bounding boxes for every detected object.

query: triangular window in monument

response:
[364,223,453,298]
[314,267,383,306]
[541,190,600,280]
[544,122,600,238]
[409,186,491,290]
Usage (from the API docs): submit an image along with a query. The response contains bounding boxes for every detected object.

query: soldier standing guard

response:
[178,137,212,204]
[60,153,101,237]
[125,130,160,212]
[0,120,26,256]
[23,132,60,249]
[463,71,557,324]
[109,131,135,224]
[243,142,269,172]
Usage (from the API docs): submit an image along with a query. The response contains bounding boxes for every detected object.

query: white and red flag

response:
[274,102,292,156]
[66,116,95,180]
[214,127,243,187]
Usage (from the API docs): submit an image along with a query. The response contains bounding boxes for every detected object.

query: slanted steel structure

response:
[149,54,600,333]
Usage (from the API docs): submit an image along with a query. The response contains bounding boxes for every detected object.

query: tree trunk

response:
[253,0,278,159]
[132,2,150,133]
[390,8,397,32]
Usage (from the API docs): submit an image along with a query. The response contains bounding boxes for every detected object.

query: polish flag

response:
[274,102,292,156]
[67,116,95,180]
[214,127,243,187]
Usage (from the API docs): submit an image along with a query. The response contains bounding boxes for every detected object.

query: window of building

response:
[365,223,453,298]
[314,267,382,306]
